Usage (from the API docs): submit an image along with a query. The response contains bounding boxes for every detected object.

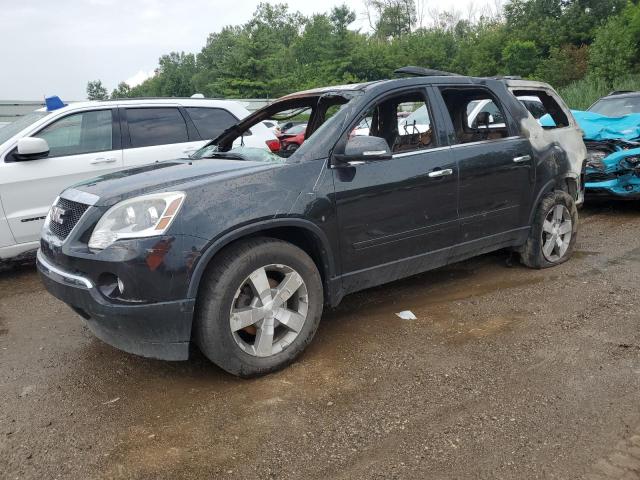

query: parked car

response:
[278,124,306,156]
[38,68,583,377]
[567,110,640,198]
[262,120,280,135]
[0,97,277,263]
[588,91,640,116]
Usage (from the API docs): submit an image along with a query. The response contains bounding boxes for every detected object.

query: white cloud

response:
[125,70,156,88]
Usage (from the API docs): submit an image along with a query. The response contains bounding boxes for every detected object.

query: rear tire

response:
[194,237,323,377]
[520,190,578,269]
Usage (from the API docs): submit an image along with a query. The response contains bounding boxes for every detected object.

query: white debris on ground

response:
[395,310,417,320]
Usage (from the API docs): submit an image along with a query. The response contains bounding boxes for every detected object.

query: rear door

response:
[0,108,122,244]
[435,86,534,245]
[121,106,204,167]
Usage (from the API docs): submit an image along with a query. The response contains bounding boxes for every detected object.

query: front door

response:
[333,88,459,292]
[0,108,123,244]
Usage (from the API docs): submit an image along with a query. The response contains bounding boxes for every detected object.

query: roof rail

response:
[100,96,226,102]
[394,66,460,77]
[490,75,523,80]
[608,90,636,96]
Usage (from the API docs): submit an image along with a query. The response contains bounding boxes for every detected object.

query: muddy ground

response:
[1,202,640,480]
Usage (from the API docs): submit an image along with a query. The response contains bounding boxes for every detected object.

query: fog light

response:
[98,273,123,298]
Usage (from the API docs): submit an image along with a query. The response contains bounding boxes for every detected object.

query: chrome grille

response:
[48,198,90,241]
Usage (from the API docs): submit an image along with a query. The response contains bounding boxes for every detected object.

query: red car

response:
[278,124,306,157]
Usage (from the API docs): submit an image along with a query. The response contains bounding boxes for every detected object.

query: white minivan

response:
[0,97,278,262]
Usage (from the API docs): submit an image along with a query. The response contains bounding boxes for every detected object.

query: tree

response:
[367,0,417,39]
[86,80,108,100]
[111,82,132,98]
[535,45,588,87]
[502,40,539,77]
[99,0,640,101]
[589,7,638,86]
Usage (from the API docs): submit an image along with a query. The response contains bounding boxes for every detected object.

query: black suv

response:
[38,69,581,377]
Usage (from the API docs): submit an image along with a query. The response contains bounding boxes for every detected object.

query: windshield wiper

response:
[199,152,246,160]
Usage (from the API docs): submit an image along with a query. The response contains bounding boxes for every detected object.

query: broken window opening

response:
[440,87,511,144]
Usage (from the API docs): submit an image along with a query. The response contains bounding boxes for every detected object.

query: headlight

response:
[42,196,59,231]
[586,150,606,170]
[88,192,185,250]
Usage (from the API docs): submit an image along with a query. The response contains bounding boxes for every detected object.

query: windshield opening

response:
[191,92,355,162]
[0,111,49,145]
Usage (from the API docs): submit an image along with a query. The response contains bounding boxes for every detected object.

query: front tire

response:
[520,190,578,269]
[194,238,323,377]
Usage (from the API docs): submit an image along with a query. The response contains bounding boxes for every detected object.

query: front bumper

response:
[585,173,640,199]
[37,250,195,360]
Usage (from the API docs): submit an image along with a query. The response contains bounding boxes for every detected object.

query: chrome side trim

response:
[448,136,522,149]
[60,188,100,206]
[392,146,450,159]
[36,249,94,289]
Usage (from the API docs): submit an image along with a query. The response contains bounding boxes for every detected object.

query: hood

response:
[70,158,281,206]
[553,110,640,141]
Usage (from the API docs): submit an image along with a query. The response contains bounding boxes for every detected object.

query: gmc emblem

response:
[51,205,66,225]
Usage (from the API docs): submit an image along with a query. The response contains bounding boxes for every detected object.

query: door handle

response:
[90,157,117,165]
[513,155,531,163]
[428,168,453,178]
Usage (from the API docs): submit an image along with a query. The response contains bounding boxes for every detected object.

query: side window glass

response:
[127,108,188,148]
[36,110,113,158]
[349,92,435,154]
[185,107,238,139]
[440,87,510,144]
[511,90,570,129]
[469,101,504,128]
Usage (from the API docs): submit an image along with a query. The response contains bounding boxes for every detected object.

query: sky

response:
[0,0,496,100]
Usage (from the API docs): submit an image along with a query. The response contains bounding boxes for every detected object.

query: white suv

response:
[0,97,278,262]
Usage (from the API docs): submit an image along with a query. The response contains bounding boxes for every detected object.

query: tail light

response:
[266,139,281,152]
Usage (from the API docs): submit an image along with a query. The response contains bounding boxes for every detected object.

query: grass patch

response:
[558,75,640,110]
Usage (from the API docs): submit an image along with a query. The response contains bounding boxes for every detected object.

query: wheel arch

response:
[527,179,557,225]
[188,218,338,305]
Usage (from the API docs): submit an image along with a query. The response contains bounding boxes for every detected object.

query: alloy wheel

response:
[229,264,309,357]
[541,204,572,262]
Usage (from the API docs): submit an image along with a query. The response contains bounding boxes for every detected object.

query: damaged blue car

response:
[543,111,640,198]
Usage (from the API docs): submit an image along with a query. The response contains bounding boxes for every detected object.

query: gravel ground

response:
[1,202,640,480]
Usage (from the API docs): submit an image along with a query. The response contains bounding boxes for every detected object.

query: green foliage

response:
[558,74,640,110]
[588,17,635,86]
[534,45,588,87]
[368,0,416,39]
[99,0,640,103]
[502,40,539,77]
[86,80,108,100]
[111,82,132,98]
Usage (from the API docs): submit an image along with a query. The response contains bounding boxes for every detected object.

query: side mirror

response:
[334,136,392,166]
[16,137,50,160]
[474,111,491,128]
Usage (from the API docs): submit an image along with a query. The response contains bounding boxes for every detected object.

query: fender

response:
[187,217,338,301]
[527,178,558,225]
